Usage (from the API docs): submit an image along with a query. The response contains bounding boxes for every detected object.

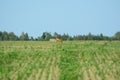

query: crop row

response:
[0,41,120,80]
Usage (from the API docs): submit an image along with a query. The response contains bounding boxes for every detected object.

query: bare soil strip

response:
[88,68,96,80]
[40,57,52,80]
[10,59,31,80]
[36,69,42,80]
[82,67,89,80]
[52,57,59,80]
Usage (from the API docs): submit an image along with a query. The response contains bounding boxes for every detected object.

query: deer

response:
[56,37,63,43]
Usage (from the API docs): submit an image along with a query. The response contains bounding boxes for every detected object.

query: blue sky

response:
[0,0,120,37]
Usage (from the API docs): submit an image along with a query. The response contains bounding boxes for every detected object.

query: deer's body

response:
[56,37,63,43]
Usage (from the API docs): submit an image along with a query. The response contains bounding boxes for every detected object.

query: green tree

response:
[87,32,93,40]
[24,33,29,40]
[9,32,17,40]
[41,32,46,40]
[53,32,62,39]
[41,32,52,41]
[20,32,25,40]
[73,35,83,40]
[20,32,29,41]
[62,33,70,40]
[100,33,104,40]
[114,31,120,40]
[30,36,34,41]
[0,31,3,40]
[53,32,58,38]
[2,31,9,40]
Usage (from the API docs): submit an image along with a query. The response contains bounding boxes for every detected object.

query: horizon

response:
[0,30,118,38]
[0,0,120,38]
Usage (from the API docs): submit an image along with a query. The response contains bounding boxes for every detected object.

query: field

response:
[0,41,120,80]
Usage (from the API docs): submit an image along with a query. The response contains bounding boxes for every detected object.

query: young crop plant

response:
[59,48,79,80]
[0,41,120,80]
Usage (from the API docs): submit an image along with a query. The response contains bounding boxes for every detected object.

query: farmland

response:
[0,41,120,80]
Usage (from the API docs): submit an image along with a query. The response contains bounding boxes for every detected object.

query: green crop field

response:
[0,41,120,80]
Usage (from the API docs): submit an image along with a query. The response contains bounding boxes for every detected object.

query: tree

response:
[53,32,62,39]
[9,32,17,40]
[53,32,58,38]
[100,33,104,40]
[114,32,120,40]
[41,32,46,40]
[87,32,93,40]
[24,33,29,40]
[20,32,29,41]
[41,32,52,41]
[30,36,34,41]
[73,35,83,40]
[62,33,70,40]
[20,32,25,40]
[0,31,3,40]
[2,31,9,40]
[45,32,52,40]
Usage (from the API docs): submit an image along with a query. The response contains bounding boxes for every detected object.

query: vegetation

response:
[0,31,120,41]
[0,41,120,80]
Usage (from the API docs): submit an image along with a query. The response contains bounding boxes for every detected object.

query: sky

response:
[0,0,120,37]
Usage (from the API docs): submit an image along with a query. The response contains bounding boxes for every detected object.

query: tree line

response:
[0,31,120,41]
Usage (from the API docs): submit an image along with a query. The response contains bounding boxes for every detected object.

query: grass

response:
[0,41,120,80]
